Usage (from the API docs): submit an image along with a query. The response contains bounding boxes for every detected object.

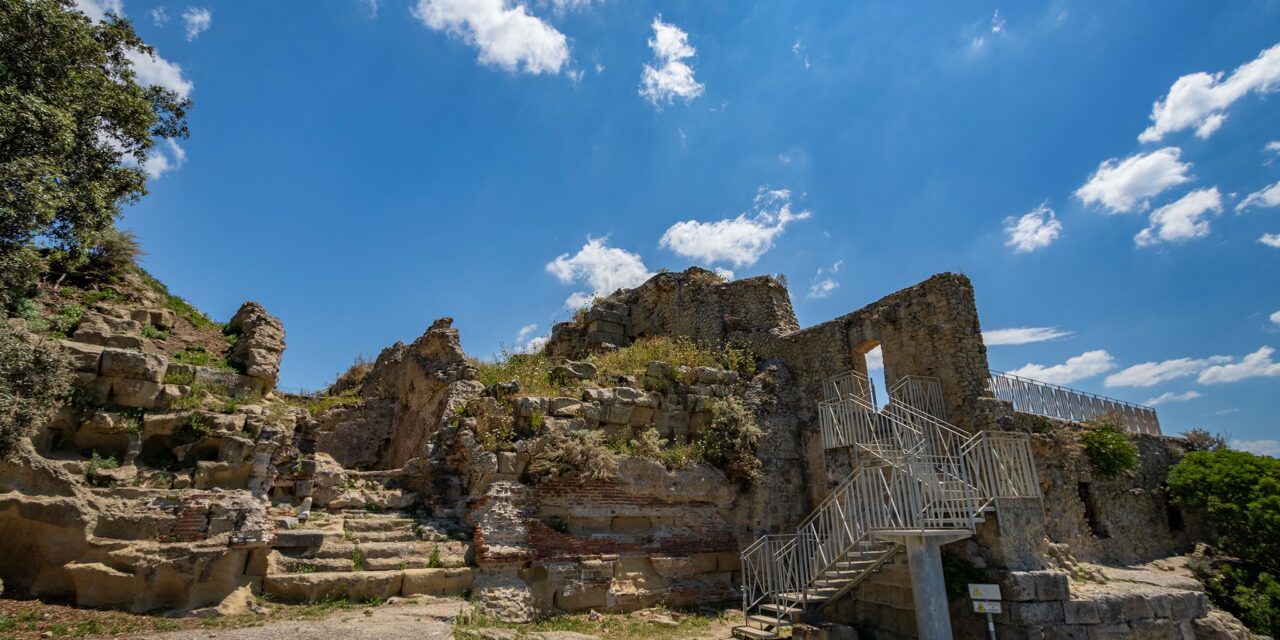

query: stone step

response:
[758,603,802,616]
[343,517,416,532]
[274,556,440,574]
[315,541,426,560]
[264,570,404,603]
[732,625,780,640]
[347,529,418,543]
[746,615,788,629]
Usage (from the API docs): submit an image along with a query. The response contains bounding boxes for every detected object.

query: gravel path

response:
[132,599,464,640]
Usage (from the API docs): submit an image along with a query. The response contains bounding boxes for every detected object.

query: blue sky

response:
[78,0,1279,452]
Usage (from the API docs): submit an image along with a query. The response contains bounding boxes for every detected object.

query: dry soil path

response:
[131,599,463,640]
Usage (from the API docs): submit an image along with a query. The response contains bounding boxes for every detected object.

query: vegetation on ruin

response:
[696,396,764,486]
[329,354,374,395]
[0,322,73,456]
[1180,428,1229,453]
[474,335,756,398]
[528,428,620,483]
[1169,449,1280,635]
[1080,419,1139,478]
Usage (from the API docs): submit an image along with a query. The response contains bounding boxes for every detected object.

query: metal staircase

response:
[735,372,1040,640]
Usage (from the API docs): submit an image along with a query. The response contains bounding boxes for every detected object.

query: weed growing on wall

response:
[1081,420,1139,478]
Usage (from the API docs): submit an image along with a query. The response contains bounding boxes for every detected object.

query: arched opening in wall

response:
[854,340,888,409]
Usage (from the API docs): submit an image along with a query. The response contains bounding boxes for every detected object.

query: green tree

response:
[0,0,189,306]
[1167,449,1280,573]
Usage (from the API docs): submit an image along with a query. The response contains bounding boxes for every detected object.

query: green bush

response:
[1169,449,1280,635]
[528,428,619,483]
[84,451,120,485]
[172,346,234,371]
[1081,421,1139,478]
[697,396,764,486]
[0,323,73,456]
[1181,428,1229,453]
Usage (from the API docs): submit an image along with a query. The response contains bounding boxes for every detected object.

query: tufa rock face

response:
[228,301,285,389]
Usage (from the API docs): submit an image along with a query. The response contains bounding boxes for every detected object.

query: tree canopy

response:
[0,0,188,263]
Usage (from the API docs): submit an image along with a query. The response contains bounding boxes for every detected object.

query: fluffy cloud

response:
[548,0,598,11]
[546,237,653,308]
[73,0,122,21]
[1231,438,1280,457]
[1261,233,1280,248]
[1272,310,1280,326]
[1198,346,1280,384]
[806,260,842,299]
[983,327,1073,346]
[125,49,194,99]
[1009,350,1116,385]
[1236,179,1280,212]
[182,7,212,41]
[639,17,704,106]
[514,323,548,354]
[141,138,186,178]
[1104,354,1232,388]
[1267,141,1280,154]
[1075,147,1192,213]
[150,6,169,25]
[659,188,810,268]
[713,267,734,280]
[1144,390,1201,406]
[990,9,1005,34]
[1134,187,1223,247]
[1003,202,1062,253]
[412,0,570,75]
[1139,43,1280,143]
[865,345,883,371]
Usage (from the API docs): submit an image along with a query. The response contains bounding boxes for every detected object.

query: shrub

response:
[428,545,443,568]
[141,324,169,340]
[351,544,364,572]
[1081,420,1139,478]
[697,396,764,486]
[1169,449,1280,635]
[1181,428,1228,453]
[81,227,143,279]
[0,246,47,314]
[330,354,374,395]
[51,303,86,336]
[592,336,756,382]
[528,428,619,483]
[84,451,120,485]
[0,324,73,456]
[475,351,564,398]
[163,367,195,386]
[172,346,234,371]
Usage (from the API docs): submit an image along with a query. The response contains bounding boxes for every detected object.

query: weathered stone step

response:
[262,567,475,603]
[342,517,415,532]
[746,614,788,629]
[315,541,425,560]
[274,556,441,574]
[348,529,418,543]
[732,625,780,640]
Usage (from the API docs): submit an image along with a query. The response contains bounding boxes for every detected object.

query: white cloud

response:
[808,279,838,299]
[412,0,570,75]
[1009,350,1116,385]
[1232,439,1280,457]
[1144,390,1201,406]
[513,323,548,354]
[1198,346,1280,384]
[1267,141,1280,154]
[639,17,704,106]
[659,188,810,268]
[125,48,194,99]
[182,7,211,41]
[1261,233,1280,248]
[141,138,186,178]
[1139,43,1280,143]
[1003,202,1062,253]
[1216,408,1240,415]
[1105,354,1232,388]
[73,0,123,21]
[983,327,1073,346]
[1134,187,1223,247]
[990,9,1005,34]
[546,237,653,308]
[548,0,598,12]
[362,0,379,17]
[1075,147,1192,213]
[151,6,169,25]
[865,345,883,371]
[1271,310,1280,326]
[1236,179,1280,212]
[713,267,734,280]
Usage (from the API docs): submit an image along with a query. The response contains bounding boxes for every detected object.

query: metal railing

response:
[743,370,1042,629]
[987,370,1161,435]
[888,375,948,421]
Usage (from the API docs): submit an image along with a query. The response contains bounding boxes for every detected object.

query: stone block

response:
[1086,623,1132,640]
[1119,594,1154,621]
[110,377,161,408]
[655,410,689,437]
[629,405,655,426]
[689,553,718,574]
[613,387,644,403]
[1033,570,1070,601]
[1008,601,1064,626]
[1168,591,1207,621]
[549,397,582,417]
[100,348,167,382]
[999,570,1039,601]
[649,556,697,579]
[59,340,104,373]
[401,567,474,596]
[1063,599,1102,625]
[1043,626,1089,640]
[265,570,403,603]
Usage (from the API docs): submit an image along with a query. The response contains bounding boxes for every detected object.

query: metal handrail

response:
[988,370,1161,435]
[888,375,947,421]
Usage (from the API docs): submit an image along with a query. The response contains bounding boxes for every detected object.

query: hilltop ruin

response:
[0,267,1258,639]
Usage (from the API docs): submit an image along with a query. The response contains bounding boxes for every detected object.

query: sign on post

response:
[969,583,1002,640]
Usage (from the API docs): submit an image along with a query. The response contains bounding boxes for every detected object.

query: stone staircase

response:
[734,373,1040,640]
[264,510,474,602]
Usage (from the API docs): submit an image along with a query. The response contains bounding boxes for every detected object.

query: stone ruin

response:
[0,267,1260,639]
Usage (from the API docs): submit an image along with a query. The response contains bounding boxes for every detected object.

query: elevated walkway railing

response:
[987,370,1161,435]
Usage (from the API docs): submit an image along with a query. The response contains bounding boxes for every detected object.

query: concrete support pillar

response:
[904,534,953,640]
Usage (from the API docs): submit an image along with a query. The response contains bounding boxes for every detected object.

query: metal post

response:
[986,612,995,640]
